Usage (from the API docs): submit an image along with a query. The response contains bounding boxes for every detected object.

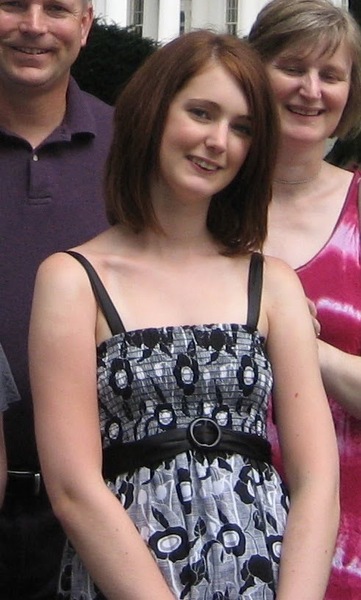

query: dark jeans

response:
[0,477,66,600]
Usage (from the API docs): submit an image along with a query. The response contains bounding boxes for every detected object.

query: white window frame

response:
[226,0,238,35]
[129,0,144,35]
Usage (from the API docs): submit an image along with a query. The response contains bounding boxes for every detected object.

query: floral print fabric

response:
[58,324,289,599]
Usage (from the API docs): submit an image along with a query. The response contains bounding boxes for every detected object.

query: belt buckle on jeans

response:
[188,417,222,449]
[8,470,42,496]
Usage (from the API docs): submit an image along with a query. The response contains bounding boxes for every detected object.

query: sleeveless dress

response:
[268,170,361,600]
[57,253,289,600]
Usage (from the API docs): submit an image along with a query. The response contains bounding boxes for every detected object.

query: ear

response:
[80,5,94,48]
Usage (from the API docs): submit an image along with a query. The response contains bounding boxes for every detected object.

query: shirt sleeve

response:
[0,344,20,412]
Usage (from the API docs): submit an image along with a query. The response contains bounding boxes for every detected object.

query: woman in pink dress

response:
[249,1,361,598]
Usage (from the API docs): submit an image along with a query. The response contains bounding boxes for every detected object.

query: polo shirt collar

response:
[62,76,97,138]
[0,77,97,147]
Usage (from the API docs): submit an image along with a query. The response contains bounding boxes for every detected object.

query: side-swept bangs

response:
[105,30,279,254]
[248,0,361,138]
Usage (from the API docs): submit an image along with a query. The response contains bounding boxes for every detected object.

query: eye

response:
[188,107,211,121]
[283,65,304,76]
[273,59,305,76]
[232,122,252,137]
[46,3,69,14]
[0,1,23,10]
[320,71,343,83]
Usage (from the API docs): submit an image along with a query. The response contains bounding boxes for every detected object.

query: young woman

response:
[29,31,339,600]
[249,1,361,598]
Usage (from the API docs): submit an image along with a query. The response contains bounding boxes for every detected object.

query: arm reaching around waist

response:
[264,257,340,600]
[29,253,175,600]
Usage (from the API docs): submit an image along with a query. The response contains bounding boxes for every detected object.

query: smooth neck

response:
[273,138,327,189]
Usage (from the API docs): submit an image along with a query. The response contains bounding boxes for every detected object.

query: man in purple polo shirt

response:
[0,1,113,598]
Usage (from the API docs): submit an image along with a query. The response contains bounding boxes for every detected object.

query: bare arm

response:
[265,258,339,600]
[0,414,6,508]
[317,340,361,419]
[29,253,175,600]
[306,300,361,419]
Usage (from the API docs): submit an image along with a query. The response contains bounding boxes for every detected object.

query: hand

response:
[306,298,321,337]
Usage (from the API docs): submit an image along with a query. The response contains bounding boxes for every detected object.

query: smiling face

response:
[156,62,252,206]
[0,0,92,93]
[266,40,352,145]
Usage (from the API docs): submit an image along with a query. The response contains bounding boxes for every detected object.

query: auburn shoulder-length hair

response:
[249,0,361,140]
[105,29,279,255]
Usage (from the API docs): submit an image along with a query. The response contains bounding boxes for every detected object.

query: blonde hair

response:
[249,0,361,138]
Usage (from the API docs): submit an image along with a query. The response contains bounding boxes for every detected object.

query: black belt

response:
[6,469,45,499]
[103,417,272,479]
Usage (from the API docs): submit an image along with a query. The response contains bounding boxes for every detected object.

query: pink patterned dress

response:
[268,170,361,599]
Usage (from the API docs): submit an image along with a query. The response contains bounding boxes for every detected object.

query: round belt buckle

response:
[188,417,222,449]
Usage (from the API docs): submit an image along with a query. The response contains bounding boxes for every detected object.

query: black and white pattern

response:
[58,323,289,600]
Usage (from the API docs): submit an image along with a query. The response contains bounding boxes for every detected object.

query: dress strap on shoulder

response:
[64,250,125,336]
[246,252,264,331]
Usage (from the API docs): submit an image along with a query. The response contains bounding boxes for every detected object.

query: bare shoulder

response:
[262,254,305,298]
[34,226,117,292]
[32,249,102,327]
[35,250,89,294]
[260,255,317,352]
[261,255,311,328]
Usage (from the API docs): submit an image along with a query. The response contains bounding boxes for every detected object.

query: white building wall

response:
[158,0,182,43]
[190,0,225,31]
[104,0,127,25]
[239,0,269,36]
[92,0,349,42]
[142,0,159,39]
[92,0,128,26]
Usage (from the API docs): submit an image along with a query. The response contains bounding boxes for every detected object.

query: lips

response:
[287,105,324,117]
[189,156,220,172]
[14,47,50,55]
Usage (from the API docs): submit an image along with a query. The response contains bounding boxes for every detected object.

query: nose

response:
[300,71,322,99]
[18,6,47,36]
[205,121,228,153]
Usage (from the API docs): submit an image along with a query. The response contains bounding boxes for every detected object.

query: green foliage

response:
[71,18,158,105]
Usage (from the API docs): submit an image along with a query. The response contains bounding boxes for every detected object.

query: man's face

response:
[0,0,93,92]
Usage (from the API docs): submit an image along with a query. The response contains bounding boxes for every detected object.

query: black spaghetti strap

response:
[246,253,264,330]
[64,251,125,336]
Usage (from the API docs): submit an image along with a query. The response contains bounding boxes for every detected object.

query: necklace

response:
[274,173,320,185]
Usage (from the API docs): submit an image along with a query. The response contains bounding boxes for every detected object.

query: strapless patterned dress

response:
[57,253,289,600]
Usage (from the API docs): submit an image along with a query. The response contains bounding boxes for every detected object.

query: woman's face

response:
[266,39,352,145]
[156,62,253,204]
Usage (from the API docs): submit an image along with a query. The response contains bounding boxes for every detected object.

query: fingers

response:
[307,297,321,337]
[307,297,317,318]
[313,318,321,337]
